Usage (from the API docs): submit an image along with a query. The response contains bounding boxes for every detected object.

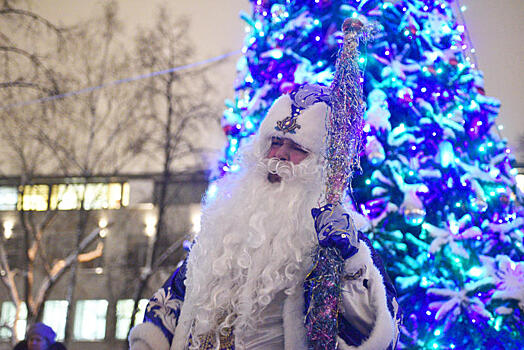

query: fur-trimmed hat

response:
[257,84,331,154]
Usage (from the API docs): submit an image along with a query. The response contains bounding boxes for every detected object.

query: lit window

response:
[83,183,123,210]
[10,181,128,212]
[0,301,27,341]
[517,174,524,194]
[84,183,108,210]
[0,187,18,210]
[122,183,130,207]
[42,300,68,340]
[18,185,49,211]
[48,183,127,210]
[115,299,148,340]
[50,184,84,210]
[73,300,108,341]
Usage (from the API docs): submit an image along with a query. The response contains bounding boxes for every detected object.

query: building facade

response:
[0,171,208,350]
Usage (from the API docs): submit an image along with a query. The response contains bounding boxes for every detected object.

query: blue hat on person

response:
[27,323,56,344]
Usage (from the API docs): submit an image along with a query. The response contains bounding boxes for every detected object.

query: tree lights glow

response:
[219,1,524,348]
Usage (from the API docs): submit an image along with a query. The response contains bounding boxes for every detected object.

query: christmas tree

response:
[218,0,523,348]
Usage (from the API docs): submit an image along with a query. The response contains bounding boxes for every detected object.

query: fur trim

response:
[129,322,170,350]
[338,243,395,350]
[257,95,329,154]
[283,289,308,350]
[171,305,191,350]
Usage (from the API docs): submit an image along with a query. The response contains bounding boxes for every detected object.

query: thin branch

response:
[33,225,107,309]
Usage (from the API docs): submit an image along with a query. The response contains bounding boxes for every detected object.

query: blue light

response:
[438,141,454,168]
[206,183,218,200]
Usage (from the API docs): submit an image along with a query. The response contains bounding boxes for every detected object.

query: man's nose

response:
[275,145,290,161]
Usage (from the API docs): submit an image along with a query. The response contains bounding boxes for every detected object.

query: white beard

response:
[177,140,325,348]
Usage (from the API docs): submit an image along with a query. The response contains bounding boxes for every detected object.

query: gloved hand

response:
[311,203,359,259]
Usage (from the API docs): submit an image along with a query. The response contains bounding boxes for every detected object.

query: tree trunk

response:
[63,207,89,345]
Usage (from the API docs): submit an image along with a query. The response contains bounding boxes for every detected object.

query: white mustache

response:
[266,158,295,179]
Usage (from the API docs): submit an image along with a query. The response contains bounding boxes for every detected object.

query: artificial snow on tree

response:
[219,0,523,349]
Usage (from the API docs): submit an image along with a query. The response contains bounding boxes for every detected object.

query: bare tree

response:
[125,7,225,339]
[0,1,148,346]
[37,2,151,345]
[0,0,67,344]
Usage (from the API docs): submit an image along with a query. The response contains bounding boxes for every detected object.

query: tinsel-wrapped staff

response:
[304,18,374,350]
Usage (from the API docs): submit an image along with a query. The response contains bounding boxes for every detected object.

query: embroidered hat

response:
[257,84,331,154]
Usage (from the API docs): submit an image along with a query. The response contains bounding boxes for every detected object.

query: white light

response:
[190,205,202,234]
[468,266,484,277]
[145,215,157,237]
[3,220,14,239]
[206,183,218,201]
[99,229,108,238]
[95,267,103,275]
[98,218,108,228]
[516,175,524,193]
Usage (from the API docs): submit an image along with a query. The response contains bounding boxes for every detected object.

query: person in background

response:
[15,323,57,350]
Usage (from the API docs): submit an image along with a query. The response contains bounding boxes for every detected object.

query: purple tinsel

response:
[304,246,345,350]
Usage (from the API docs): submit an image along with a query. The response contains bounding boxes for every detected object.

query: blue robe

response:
[130,233,401,350]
